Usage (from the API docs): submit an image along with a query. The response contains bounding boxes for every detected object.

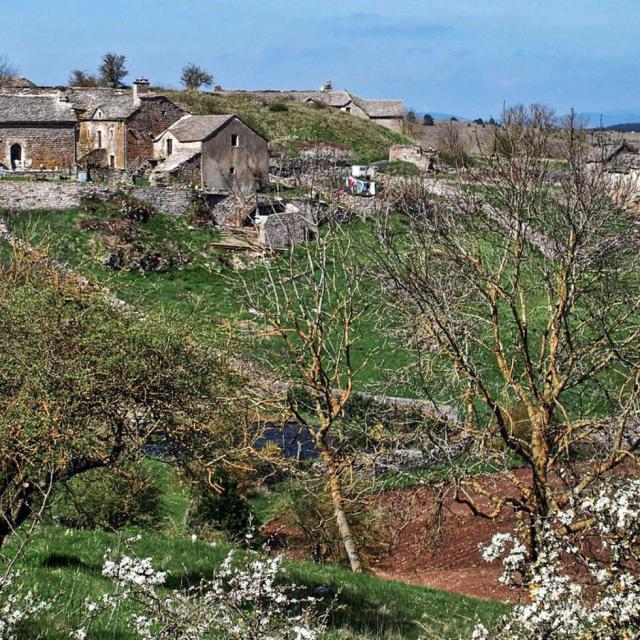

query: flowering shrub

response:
[78,540,327,640]
[0,569,51,640]
[471,478,640,640]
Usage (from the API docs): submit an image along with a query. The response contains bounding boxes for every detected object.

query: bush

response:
[268,102,289,113]
[187,469,255,541]
[119,194,156,222]
[55,464,164,531]
[379,160,421,177]
[282,479,390,567]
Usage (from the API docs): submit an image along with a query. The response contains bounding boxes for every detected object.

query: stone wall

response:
[126,97,185,169]
[0,181,195,215]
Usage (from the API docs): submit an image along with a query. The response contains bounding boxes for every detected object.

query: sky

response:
[3,0,639,118]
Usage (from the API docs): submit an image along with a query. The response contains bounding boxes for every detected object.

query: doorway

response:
[10,144,22,170]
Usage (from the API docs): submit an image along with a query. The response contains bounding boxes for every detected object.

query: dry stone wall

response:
[0,181,195,215]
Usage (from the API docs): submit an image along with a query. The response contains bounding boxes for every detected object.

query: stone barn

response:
[0,93,77,170]
[152,114,269,193]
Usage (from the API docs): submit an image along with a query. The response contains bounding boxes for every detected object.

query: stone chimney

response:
[321,80,333,92]
[58,88,70,103]
[132,77,151,106]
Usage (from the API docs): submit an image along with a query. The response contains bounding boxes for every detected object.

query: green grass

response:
[161,90,411,164]
[5,523,506,639]
[1,207,418,397]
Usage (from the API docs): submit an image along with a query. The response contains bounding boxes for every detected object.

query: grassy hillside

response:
[4,463,506,640]
[161,90,411,164]
[2,207,417,396]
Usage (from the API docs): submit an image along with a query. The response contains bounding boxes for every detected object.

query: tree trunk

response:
[316,438,363,573]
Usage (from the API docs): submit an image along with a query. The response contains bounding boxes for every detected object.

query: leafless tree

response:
[376,104,640,557]
[69,69,98,87]
[243,221,373,572]
[0,55,17,87]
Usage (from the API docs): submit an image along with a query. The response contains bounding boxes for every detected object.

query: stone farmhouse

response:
[215,85,405,133]
[152,114,269,193]
[0,78,184,172]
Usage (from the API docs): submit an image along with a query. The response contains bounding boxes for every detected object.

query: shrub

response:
[119,194,156,222]
[268,101,289,113]
[55,464,163,531]
[379,160,421,177]
[187,469,255,541]
[282,479,390,567]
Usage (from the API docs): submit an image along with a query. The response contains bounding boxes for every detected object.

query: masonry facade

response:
[0,79,184,172]
[0,94,77,170]
[152,115,269,193]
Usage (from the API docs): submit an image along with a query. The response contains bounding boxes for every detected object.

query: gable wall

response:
[201,119,269,193]
[77,120,126,170]
[126,98,185,168]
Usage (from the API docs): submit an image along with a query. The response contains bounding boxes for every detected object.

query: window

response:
[97,131,102,148]
[231,134,239,147]
[229,166,236,175]
[109,128,114,141]
[109,155,115,169]
[166,138,173,156]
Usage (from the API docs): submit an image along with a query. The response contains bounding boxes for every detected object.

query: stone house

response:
[70,78,185,171]
[214,87,405,133]
[152,114,269,193]
[302,90,405,133]
[0,78,184,172]
[0,93,77,170]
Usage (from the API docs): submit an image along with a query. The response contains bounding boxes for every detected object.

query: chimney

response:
[132,77,150,106]
[58,88,70,103]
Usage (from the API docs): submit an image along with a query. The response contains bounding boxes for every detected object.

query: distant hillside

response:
[596,123,640,133]
[576,109,640,128]
[161,90,411,164]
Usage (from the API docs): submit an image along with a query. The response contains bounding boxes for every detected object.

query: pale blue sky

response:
[3,0,638,117]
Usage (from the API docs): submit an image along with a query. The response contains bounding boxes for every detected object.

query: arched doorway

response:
[10,144,22,170]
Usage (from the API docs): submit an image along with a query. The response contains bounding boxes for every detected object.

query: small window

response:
[97,131,102,149]
[109,128,114,141]
[231,134,239,147]
[109,155,115,169]
[166,138,173,156]
[229,166,236,175]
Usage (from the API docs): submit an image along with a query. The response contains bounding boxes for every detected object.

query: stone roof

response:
[303,90,353,108]
[355,97,405,118]
[166,114,236,142]
[153,148,201,174]
[0,87,181,122]
[0,93,77,123]
[3,76,36,88]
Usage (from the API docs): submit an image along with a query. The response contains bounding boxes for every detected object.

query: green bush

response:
[379,160,421,177]
[268,102,290,113]
[187,470,255,542]
[55,464,164,532]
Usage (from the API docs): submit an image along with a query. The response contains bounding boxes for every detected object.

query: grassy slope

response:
[2,208,417,396]
[7,464,505,640]
[161,90,410,164]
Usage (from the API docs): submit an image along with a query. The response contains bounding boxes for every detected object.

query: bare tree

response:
[243,221,372,572]
[376,105,640,557]
[69,69,98,87]
[99,52,128,88]
[0,54,17,87]
[181,63,214,91]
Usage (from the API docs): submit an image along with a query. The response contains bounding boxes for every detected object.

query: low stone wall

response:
[0,180,195,215]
